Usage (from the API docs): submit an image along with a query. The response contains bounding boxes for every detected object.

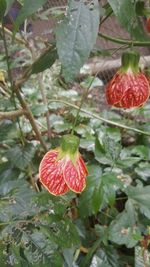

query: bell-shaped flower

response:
[106,51,150,108]
[39,135,88,196]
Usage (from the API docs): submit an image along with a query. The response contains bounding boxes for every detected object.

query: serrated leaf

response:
[56,0,100,81]
[79,165,102,217]
[135,246,150,267]
[7,143,36,170]
[92,182,103,213]
[42,219,80,248]
[23,231,62,266]
[135,162,150,181]
[94,135,112,165]
[13,0,47,35]
[0,180,36,222]
[109,211,140,248]
[131,145,150,160]
[31,104,48,116]
[31,48,57,74]
[126,185,150,219]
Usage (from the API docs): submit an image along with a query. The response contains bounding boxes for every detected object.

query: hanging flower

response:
[39,135,88,196]
[146,18,150,33]
[106,51,150,108]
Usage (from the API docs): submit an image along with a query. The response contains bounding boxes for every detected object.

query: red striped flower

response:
[106,51,150,108]
[39,135,88,196]
[146,18,150,33]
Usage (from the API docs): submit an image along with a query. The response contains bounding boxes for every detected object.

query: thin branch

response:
[15,89,48,151]
[26,40,51,140]
[38,73,51,139]
[1,22,47,152]
[0,109,26,120]
[0,24,26,45]
[99,32,150,47]
[49,99,150,137]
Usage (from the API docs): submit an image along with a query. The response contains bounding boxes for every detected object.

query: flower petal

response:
[78,155,88,176]
[39,150,69,196]
[63,156,87,193]
[106,72,150,108]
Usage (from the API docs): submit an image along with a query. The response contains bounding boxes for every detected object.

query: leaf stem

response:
[49,99,150,137]
[99,32,150,47]
[0,109,26,120]
[71,73,99,135]
[15,90,48,151]
[1,22,25,146]
[1,23,47,152]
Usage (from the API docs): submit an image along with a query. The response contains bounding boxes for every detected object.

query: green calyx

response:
[121,51,140,73]
[145,68,150,77]
[60,134,80,155]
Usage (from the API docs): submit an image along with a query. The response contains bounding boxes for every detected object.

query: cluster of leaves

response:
[0,0,150,266]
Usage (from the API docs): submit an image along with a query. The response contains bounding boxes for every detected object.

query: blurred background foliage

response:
[0,0,150,266]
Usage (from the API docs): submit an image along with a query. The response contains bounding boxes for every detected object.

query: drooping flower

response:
[106,51,150,108]
[39,135,88,196]
[146,18,150,33]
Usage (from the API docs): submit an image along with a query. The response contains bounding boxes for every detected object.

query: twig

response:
[0,24,26,45]
[38,73,51,139]
[26,40,51,140]
[49,99,150,137]
[1,22,47,152]
[0,109,26,120]
[99,32,150,47]
[15,89,47,151]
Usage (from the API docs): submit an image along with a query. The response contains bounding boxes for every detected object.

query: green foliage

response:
[5,0,14,14]
[0,0,6,21]
[56,0,100,81]
[107,0,149,40]
[0,0,150,266]
[13,0,47,34]
[31,47,58,74]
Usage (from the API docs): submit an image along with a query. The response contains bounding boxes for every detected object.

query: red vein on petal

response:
[39,150,69,196]
[63,157,86,193]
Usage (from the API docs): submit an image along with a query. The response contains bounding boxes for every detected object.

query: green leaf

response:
[31,104,48,116]
[131,145,150,160]
[125,199,137,226]
[95,225,109,246]
[31,48,57,74]
[78,165,102,217]
[92,182,103,213]
[5,0,14,14]
[107,0,149,41]
[63,248,75,267]
[41,219,80,248]
[94,135,112,165]
[0,243,8,267]
[56,0,100,81]
[95,130,121,166]
[135,162,150,181]
[23,231,62,266]
[0,0,6,21]
[7,143,36,170]
[135,1,145,16]
[109,211,140,248]
[0,180,36,222]
[135,246,150,267]
[126,185,150,219]
[13,0,47,35]
[96,246,120,267]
